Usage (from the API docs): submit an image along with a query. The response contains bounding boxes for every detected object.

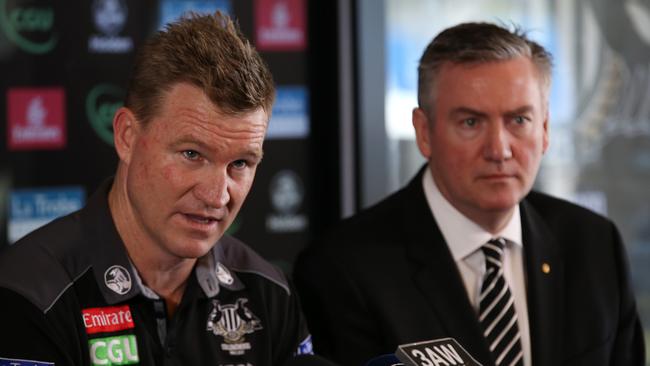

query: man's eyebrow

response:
[448,106,536,119]
[173,135,264,160]
[448,107,488,119]
[505,105,535,115]
[171,134,213,150]
[241,149,264,161]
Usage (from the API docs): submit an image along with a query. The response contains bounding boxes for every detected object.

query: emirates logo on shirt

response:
[82,305,135,334]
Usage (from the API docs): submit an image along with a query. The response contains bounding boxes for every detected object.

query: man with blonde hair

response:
[0,12,313,365]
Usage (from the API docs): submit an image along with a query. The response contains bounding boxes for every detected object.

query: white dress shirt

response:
[422,170,531,366]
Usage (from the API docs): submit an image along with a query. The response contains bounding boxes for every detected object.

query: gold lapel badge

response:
[541,263,551,274]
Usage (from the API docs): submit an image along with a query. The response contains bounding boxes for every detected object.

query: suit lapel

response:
[520,198,564,366]
[400,171,494,365]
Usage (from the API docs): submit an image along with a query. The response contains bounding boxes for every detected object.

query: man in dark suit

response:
[294,22,645,366]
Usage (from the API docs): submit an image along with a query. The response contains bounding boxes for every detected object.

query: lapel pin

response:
[542,263,551,274]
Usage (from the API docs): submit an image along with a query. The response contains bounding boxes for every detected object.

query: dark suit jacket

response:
[294,169,645,366]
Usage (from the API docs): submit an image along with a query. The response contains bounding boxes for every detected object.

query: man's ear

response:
[113,107,139,165]
[542,108,550,154]
[413,107,432,158]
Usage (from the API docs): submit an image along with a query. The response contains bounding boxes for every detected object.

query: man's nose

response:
[194,169,230,208]
[484,123,513,162]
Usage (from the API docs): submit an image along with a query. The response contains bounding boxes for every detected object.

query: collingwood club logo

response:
[104,265,132,295]
[206,298,262,356]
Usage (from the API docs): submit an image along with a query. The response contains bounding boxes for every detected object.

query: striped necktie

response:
[479,238,524,366]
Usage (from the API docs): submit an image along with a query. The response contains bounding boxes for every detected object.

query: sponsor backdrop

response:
[0,0,312,273]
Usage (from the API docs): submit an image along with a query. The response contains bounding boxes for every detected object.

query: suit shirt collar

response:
[421,168,522,261]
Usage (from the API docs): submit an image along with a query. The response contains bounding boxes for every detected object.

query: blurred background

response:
[1,0,648,360]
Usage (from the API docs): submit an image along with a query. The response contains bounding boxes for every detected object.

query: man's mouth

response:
[183,213,220,224]
[483,174,512,179]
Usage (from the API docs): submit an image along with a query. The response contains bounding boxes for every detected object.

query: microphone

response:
[282,355,340,366]
[365,354,404,366]
[395,338,483,366]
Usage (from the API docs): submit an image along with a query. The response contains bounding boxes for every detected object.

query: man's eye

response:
[514,116,526,124]
[231,160,248,169]
[463,118,478,127]
[182,150,201,160]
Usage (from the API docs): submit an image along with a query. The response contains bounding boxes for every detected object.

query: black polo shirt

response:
[0,181,312,366]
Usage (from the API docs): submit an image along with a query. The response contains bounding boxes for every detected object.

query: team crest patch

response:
[206,298,263,356]
[104,265,131,295]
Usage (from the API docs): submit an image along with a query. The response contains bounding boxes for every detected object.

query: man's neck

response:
[426,169,517,235]
[471,209,514,235]
[108,173,196,317]
[134,258,194,318]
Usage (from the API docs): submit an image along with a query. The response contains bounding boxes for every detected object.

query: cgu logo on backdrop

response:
[0,0,58,54]
[86,83,124,146]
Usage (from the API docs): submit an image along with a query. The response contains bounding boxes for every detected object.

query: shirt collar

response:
[80,179,141,304]
[421,169,522,261]
[131,245,246,300]
[195,244,245,297]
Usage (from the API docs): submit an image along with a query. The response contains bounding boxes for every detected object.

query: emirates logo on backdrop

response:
[7,87,66,150]
[255,0,306,51]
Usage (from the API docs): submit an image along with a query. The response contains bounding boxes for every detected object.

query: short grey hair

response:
[417,22,553,114]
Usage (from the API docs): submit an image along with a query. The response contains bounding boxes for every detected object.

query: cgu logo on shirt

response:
[89,334,139,366]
